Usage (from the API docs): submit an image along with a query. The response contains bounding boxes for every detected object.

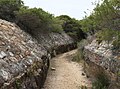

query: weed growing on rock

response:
[92,74,109,89]
[72,40,88,62]
[80,85,88,89]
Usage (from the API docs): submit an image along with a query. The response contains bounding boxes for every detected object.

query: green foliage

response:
[118,71,120,76]
[15,79,22,89]
[112,31,120,49]
[0,0,23,21]
[80,85,88,89]
[72,50,84,62]
[96,28,115,43]
[72,40,88,62]
[16,7,63,35]
[57,15,86,41]
[92,74,109,89]
[93,0,120,30]
[16,7,51,33]
[80,0,120,48]
[80,15,97,34]
[49,18,63,33]
[0,0,63,36]
[81,0,120,32]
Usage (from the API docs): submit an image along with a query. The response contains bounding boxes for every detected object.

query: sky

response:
[23,0,98,20]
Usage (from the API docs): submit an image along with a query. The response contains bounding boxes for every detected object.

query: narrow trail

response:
[42,49,92,89]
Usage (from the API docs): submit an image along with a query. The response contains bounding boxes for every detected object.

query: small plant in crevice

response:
[117,71,120,77]
[72,50,84,62]
[92,74,109,89]
[80,85,88,89]
[15,79,22,89]
[72,40,88,62]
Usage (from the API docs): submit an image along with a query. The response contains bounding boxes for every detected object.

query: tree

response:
[57,15,86,41]
[80,0,120,49]
[16,7,64,39]
[0,0,23,21]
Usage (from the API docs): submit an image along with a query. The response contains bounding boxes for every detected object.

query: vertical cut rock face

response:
[0,19,75,89]
[37,32,76,55]
[0,19,47,89]
[84,40,120,89]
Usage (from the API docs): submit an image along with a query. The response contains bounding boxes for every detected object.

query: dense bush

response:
[0,0,63,37]
[0,0,87,41]
[0,0,23,21]
[57,15,86,41]
[92,74,109,89]
[72,40,88,62]
[80,0,120,48]
[16,7,63,35]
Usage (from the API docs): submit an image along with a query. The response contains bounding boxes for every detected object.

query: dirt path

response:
[42,49,92,89]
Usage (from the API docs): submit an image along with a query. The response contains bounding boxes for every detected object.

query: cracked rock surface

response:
[0,19,74,88]
[84,39,120,89]
[0,19,47,86]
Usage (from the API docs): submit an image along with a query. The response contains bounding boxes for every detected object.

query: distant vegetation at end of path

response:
[0,0,86,42]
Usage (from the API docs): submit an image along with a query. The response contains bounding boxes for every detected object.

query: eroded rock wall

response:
[84,40,120,89]
[0,19,75,89]
[35,32,76,56]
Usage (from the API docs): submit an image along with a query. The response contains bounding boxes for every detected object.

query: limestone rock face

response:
[85,40,113,57]
[84,39,120,89]
[0,19,75,89]
[34,32,75,53]
[0,19,48,88]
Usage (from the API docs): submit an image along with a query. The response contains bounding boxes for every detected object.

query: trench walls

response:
[0,19,76,89]
[83,40,120,89]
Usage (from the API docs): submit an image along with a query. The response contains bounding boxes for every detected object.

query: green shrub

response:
[0,0,23,21]
[96,29,115,43]
[16,7,63,35]
[57,15,86,41]
[80,85,88,89]
[72,40,88,62]
[0,0,63,35]
[92,74,109,89]
[72,50,84,62]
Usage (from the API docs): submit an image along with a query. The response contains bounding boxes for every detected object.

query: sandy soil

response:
[42,49,92,89]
